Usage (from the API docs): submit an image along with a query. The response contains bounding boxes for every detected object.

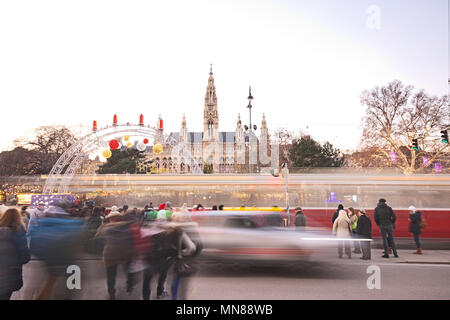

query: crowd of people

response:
[330,198,426,260]
[0,200,204,300]
[0,198,427,300]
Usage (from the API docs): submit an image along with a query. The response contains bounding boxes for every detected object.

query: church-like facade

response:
[139,66,272,174]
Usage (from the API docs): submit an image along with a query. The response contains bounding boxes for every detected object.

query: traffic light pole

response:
[284,163,289,227]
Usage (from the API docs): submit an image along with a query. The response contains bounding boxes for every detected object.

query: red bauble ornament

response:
[143,138,149,145]
[109,139,119,150]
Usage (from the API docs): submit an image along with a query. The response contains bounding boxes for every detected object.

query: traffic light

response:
[412,139,419,151]
[441,130,448,143]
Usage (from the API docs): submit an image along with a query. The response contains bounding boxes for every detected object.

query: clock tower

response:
[203,64,219,141]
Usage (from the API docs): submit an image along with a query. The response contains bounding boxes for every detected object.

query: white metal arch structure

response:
[43,124,202,194]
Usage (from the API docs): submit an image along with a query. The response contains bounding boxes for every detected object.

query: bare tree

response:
[273,128,297,167]
[359,80,449,174]
[14,126,77,174]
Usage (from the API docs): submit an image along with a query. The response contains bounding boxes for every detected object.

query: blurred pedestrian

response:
[141,225,179,300]
[28,201,46,230]
[172,207,192,223]
[20,206,30,230]
[331,204,344,224]
[85,207,105,254]
[348,207,361,254]
[105,206,122,223]
[0,208,30,300]
[408,205,424,255]
[170,223,200,300]
[218,204,224,211]
[28,203,85,299]
[212,205,218,211]
[79,200,94,218]
[94,217,136,300]
[294,207,306,228]
[374,198,398,258]
[356,209,372,260]
[194,204,204,211]
[332,210,352,259]
[143,205,158,224]
[157,202,173,221]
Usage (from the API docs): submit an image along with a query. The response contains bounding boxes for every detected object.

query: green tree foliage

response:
[289,136,344,168]
[202,163,213,174]
[97,149,146,174]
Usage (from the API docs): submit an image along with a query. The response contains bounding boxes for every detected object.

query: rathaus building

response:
[140,66,275,174]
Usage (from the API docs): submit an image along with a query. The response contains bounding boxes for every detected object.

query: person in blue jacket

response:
[28,201,85,299]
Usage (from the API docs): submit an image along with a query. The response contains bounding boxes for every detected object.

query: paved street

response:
[12,248,450,300]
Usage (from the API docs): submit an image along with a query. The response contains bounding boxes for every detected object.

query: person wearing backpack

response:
[141,225,180,300]
[409,205,424,255]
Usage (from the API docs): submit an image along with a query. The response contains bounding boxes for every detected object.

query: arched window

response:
[208,120,213,136]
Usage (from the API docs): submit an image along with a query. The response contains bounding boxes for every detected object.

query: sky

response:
[0,0,448,153]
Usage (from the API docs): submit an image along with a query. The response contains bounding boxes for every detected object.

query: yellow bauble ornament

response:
[153,143,163,154]
[123,135,130,142]
[126,142,133,148]
[102,149,112,159]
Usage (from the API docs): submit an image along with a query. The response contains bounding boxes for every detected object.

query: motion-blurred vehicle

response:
[187,210,329,266]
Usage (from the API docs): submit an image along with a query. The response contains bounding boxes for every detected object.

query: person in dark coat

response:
[408,205,423,255]
[331,204,344,224]
[141,226,181,300]
[0,208,31,300]
[294,207,306,228]
[374,198,398,258]
[95,218,136,300]
[356,209,372,260]
[85,207,105,254]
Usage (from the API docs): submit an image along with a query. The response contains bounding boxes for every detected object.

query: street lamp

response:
[271,163,290,227]
[245,86,257,173]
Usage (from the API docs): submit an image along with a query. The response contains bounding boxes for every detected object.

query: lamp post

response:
[271,163,290,227]
[245,86,257,174]
[283,163,289,227]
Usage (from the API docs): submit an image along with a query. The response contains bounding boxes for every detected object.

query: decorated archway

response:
[43,118,202,194]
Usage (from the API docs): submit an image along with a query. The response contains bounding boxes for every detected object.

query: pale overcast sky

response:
[0,0,448,152]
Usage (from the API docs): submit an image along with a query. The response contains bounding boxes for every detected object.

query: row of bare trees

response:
[0,126,76,176]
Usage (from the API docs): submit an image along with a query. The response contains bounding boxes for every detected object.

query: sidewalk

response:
[310,248,450,266]
[370,249,450,265]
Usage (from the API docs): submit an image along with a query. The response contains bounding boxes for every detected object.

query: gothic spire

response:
[261,113,267,129]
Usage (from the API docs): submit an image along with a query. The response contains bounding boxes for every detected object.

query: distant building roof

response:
[219,132,235,143]
[169,132,238,143]
[169,132,204,143]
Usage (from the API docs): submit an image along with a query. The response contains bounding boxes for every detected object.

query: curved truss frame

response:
[43,124,202,194]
